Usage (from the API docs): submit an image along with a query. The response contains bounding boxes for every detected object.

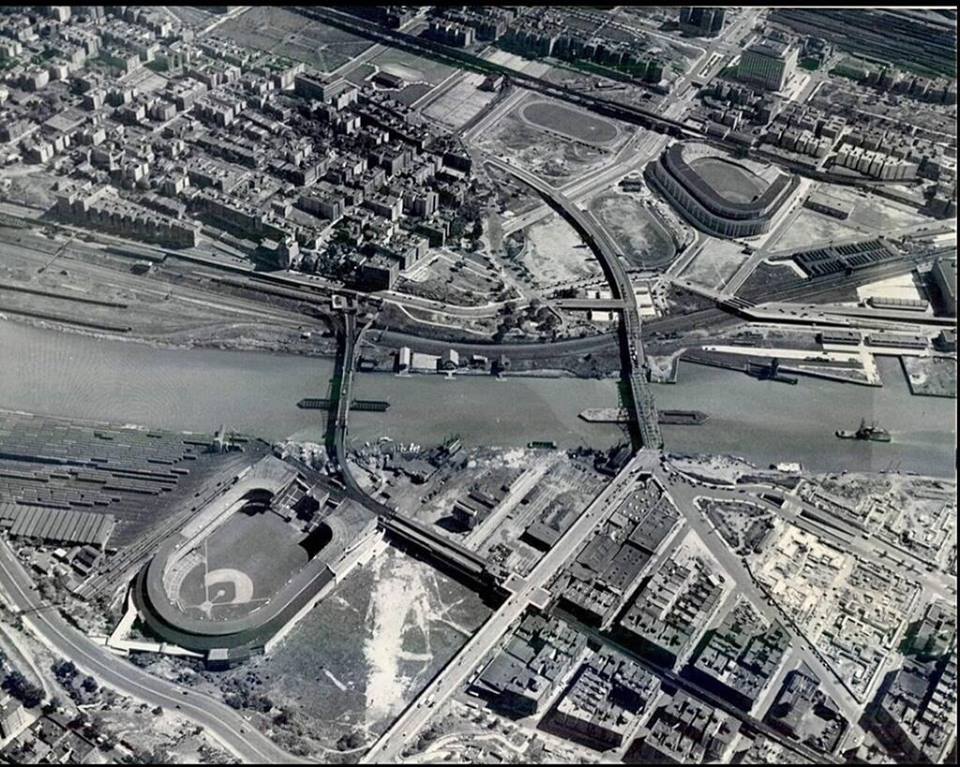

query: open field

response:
[367,48,457,86]
[818,184,934,231]
[769,184,935,253]
[902,356,957,398]
[217,7,373,73]
[177,544,492,757]
[519,100,620,145]
[588,190,677,269]
[682,238,751,291]
[689,157,768,203]
[422,73,499,131]
[474,96,624,184]
[517,215,602,288]
[767,209,864,252]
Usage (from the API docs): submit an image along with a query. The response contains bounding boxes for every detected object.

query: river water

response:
[0,321,954,477]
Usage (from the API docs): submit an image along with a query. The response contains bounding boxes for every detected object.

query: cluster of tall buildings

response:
[678,7,726,38]
[0,6,490,283]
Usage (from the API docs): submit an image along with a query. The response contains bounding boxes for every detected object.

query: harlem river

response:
[1,321,955,477]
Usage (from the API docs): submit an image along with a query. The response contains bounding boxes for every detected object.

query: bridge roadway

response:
[360,449,660,764]
[482,154,663,450]
[329,311,494,587]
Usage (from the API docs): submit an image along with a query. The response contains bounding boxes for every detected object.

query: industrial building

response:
[616,552,725,667]
[471,614,588,716]
[545,649,660,749]
[687,601,791,711]
[804,190,854,220]
[627,690,740,763]
[867,648,958,763]
[931,256,957,316]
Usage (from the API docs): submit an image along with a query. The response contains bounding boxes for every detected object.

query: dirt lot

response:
[367,48,456,86]
[422,73,499,131]
[769,185,934,254]
[588,191,677,269]
[681,238,750,291]
[767,209,864,253]
[157,543,492,759]
[217,7,373,72]
[515,215,602,289]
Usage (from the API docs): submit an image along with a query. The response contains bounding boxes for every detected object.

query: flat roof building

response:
[738,37,798,92]
[932,256,956,316]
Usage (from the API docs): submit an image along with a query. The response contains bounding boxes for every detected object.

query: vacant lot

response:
[589,191,677,269]
[520,100,620,145]
[218,7,373,72]
[423,72,498,131]
[768,209,864,253]
[519,214,602,288]
[207,544,492,755]
[819,184,934,231]
[682,238,750,291]
[902,356,956,398]
[368,48,456,86]
[476,110,611,184]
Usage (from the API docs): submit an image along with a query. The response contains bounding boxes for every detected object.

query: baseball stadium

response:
[647,141,799,238]
[134,454,377,662]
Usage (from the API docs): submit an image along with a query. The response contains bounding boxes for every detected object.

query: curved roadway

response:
[0,541,305,765]
[481,154,663,449]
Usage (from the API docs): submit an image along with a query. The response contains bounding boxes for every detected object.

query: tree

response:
[3,670,44,708]
[336,731,364,751]
[53,659,77,681]
[81,676,98,693]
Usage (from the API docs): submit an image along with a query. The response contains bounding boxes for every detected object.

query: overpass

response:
[554,297,627,311]
[483,154,663,450]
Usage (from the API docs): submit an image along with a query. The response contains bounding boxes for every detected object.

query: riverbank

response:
[0,313,337,358]
[1,320,954,476]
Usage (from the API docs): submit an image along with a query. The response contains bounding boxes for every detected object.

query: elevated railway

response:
[295,7,931,192]
[295,7,697,140]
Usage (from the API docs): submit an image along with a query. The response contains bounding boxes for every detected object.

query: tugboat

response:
[836,418,892,442]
